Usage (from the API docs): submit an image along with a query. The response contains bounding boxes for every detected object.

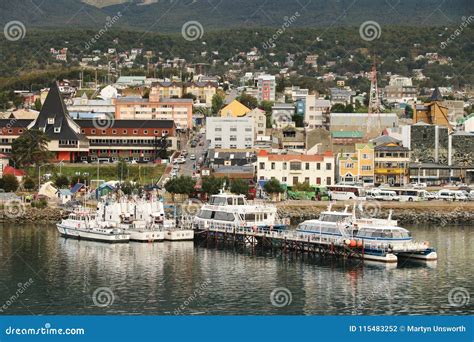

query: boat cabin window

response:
[210,197,227,206]
[197,210,213,219]
[319,214,349,223]
[214,211,235,221]
[244,213,255,221]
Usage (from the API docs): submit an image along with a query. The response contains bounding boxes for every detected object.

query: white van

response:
[374,190,400,201]
[438,190,467,201]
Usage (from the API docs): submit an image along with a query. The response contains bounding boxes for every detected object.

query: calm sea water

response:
[0,223,472,315]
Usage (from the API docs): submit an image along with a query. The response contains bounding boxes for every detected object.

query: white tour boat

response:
[296,204,437,263]
[56,210,130,243]
[193,193,288,231]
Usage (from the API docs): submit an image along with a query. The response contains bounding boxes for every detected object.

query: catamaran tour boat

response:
[295,204,437,263]
[193,193,289,231]
[56,210,130,243]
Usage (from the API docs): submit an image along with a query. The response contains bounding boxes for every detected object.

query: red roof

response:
[3,165,26,177]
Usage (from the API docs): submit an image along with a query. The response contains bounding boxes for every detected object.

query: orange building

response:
[413,88,451,129]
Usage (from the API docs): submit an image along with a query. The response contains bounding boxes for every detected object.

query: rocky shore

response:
[0,206,65,223]
[277,201,474,226]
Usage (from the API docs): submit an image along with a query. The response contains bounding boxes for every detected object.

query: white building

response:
[206,117,254,149]
[245,108,267,138]
[257,150,335,186]
[305,97,331,130]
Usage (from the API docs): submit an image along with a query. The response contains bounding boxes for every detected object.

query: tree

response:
[344,104,354,113]
[54,175,70,188]
[405,104,413,118]
[331,103,346,113]
[236,93,258,109]
[211,93,224,114]
[116,158,129,181]
[263,178,284,195]
[2,174,19,192]
[292,114,304,127]
[11,129,51,168]
[291,182,313,192]
[164,176,196,200]
[230,179,249,195]
[182,92,197,101]
[23,177,36,191]
[34,98,42,111]
[201,176,224,196]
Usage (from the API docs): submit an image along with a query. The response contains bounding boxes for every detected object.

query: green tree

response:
[54,175,70,188]
[201,176,224,196]
[2,174,19,192]
[292,182,313,192]
[34,98,42,111]
[237,93,258,109]
[182,92,197,101]
[230,179,249,195]
[344,104,354,113]
[165,176,196,200]
[116,158,129,181]
[405,104,413,118]
[11,129,51,168]
[23,177,36,191]
[263,178,284,195]
[331,103,346,113]
[211,93,224,114]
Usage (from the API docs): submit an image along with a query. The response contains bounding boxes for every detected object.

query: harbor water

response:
[0,223,472,315]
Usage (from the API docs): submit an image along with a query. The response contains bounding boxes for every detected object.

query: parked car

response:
[424,191,438,201]
[189,154,196,160]
[438,190,468,201]
[374,190,400,201]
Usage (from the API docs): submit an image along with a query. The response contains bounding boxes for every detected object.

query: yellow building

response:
[413,87,451,129]
[149,81,183,101]
[338,143,374,185]
[219,100,251,117]
[184,81,217,107]
[374,142,410,186]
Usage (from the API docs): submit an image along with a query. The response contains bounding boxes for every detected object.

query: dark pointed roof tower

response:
[428,87,443,102]
[28,81,84,141]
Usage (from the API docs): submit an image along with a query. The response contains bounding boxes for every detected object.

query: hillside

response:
[0,0,471,32]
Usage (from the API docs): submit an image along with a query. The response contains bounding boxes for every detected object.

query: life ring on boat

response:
[344,239,351,246]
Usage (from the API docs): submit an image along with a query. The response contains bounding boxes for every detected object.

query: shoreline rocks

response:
[0,206,65,223]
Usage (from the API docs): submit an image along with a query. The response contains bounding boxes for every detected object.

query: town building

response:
[67,94,115,119]
[219,100,251,117]
[305,97,331,130]
[149,82,183,100]
[373,141,410,186]
[256,74,276,102]
[115,76,147,88]
[206,117,254,149]
[330,87,355,105]
[115,97,193,129]
[184,81,217,107]
[257,150,334,186]
[271,103,295,128]
[413,88,451,128]
[337,143,374,185]
[245,108,267,139]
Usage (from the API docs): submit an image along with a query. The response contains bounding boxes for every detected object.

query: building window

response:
[282,177,287,182]
[345,162,353,168]
[47,118,54,124]
[290,162,301,170]
[362,165,372,171]
[163,130,169,135]
[304,177,310,184]
[326,177,332,185]
[133,130,138,135]
[215,137,222,141]
[283,162,287,170]
[230,127,237,132]
[144,130,148,134]
[112,130,117,134]
[81,129,85,134]
[362,153,369,159]
[215,127,222,132]
[316,163,320,170]
[305,163,310,170]
[102,130,106,134]
[123,129,127,134]
[316,177,321,185]
[230,135,237,141]
[326,163,332,170]
[259,162,265,170]
[271,162,275,170]
[54,127,61,133]
[154,130,159,134]
[8,129,13,134]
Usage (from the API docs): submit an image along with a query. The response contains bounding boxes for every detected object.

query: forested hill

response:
[0,0,471,32]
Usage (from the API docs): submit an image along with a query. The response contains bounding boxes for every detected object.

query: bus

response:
[379,188,427,202]
[327,185,366,201]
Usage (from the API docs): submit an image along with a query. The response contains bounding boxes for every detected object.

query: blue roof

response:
[58,189,72,196]
[70,183,85,194]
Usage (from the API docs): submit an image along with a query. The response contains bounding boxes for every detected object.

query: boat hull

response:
[56,224,130,243]
[129,230,165,242]
[164,229,194,241]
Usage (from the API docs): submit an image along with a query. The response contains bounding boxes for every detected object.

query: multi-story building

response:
[413,88,451,129]
[330,87,355,105]
[184,81,217,107]
[245,108,267,138]
[149,81,183,100]
[337,143,374,185]
[115,97,193,129]
[305,97,331,130]
[374,141,410,186]
[256,74,276,102]
[206,117,254,149]
[257,150,334,186]
[0,82,177,163]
